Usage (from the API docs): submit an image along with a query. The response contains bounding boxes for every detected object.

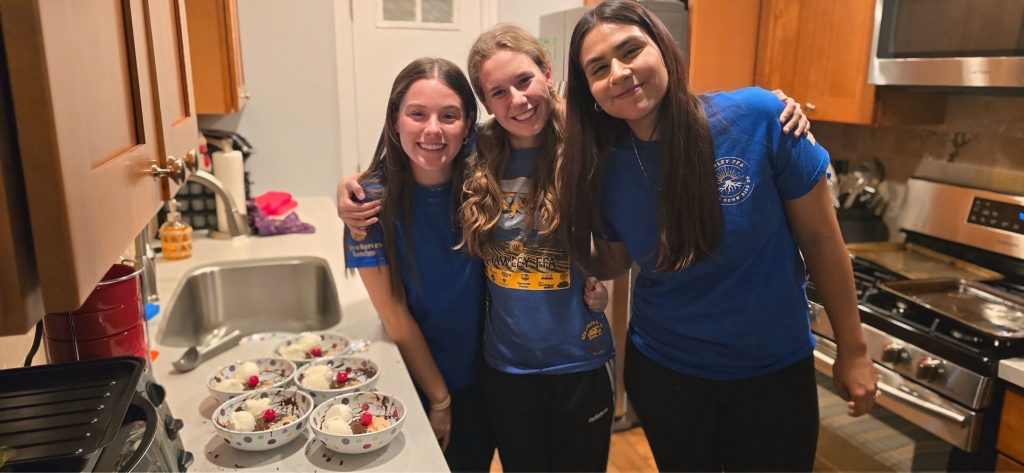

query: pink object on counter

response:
[254,191,298,216]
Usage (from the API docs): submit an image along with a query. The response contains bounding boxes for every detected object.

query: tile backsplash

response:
[812,94,1024,183]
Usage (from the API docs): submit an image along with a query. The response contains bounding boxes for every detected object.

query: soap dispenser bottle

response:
[160,199,193,260]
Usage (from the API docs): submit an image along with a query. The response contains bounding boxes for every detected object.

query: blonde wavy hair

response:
[458,24,565,257]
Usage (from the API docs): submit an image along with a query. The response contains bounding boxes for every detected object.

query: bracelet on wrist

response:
[430,395,451,411]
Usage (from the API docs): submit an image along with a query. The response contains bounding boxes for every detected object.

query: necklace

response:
[629,132,661,191]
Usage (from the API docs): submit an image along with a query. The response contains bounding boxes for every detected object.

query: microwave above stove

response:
[868,0,1024,88]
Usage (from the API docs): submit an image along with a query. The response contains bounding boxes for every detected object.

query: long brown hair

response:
[561,1,720,273]
[458,25,564,257]
[355,58,477,302]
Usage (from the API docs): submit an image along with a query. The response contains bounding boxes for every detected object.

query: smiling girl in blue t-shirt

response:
[558,2,878,472]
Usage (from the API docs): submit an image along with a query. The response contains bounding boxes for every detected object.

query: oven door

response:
[813,336,983,454]
[868,0,1024,87]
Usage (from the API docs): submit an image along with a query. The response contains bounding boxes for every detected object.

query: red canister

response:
[42,296,143,341]
[45,324,149,363]
[43,261,148,364]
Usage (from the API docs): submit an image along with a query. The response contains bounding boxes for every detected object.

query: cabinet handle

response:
[805,103,816,111]
[183,149,197,173]
[151,157,185,184]
[242,92,251,99]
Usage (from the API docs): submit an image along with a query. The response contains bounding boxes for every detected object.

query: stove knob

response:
[177,450,194,472]
[164,415,184,440]
[881,343,908,364]
[916,358,946,382]
[145,382,166,407]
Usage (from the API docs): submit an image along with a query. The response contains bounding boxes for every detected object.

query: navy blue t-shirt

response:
[483,147,615,374]
[599,87,829,380]
[345,181,485,392]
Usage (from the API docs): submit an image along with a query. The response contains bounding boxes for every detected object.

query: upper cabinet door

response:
[755,0,877,124]
[0,0,163,313]
[146,0,199,199]
[185,0,247,114]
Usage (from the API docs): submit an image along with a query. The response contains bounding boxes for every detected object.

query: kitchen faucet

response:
[134,169,250,304]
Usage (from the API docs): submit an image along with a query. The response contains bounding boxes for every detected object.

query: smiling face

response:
[392,78,470,186]
[579,23,669,138]
[477,50,553,149]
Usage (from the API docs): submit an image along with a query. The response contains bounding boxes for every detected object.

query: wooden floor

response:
[488,425,859,472]
[489,427,658,472]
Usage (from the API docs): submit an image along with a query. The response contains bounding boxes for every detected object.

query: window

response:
[378,0,458,30]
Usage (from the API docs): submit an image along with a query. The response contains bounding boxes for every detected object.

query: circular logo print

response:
[350,230,367,242]
[715,157,753,205]
[508,241,524,253]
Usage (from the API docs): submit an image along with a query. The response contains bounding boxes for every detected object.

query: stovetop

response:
[807,256,1024,377]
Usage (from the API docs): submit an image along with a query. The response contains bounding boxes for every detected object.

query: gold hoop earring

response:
[594,103,603,112]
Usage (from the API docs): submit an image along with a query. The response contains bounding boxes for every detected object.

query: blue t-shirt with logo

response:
[599,87,829,380]
[345,181,485,392]
[483,147,615,374]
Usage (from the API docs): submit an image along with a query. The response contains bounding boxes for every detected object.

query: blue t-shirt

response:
[483,147,615,374]
[345,181,485,392]
[599,87,829,380]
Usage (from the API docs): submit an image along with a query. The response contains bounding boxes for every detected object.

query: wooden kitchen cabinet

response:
[754,0,945,126]
[755,0,877,124]
[997,385,1024,466]
[0,0,199,327]
[687,0,761,94]
[184,0,248,114]
[148,0,200,199]
[997,454,1024,473]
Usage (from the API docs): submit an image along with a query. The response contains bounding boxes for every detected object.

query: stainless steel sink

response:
[156,256,342,347]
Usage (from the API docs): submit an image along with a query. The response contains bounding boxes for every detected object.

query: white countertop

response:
[147,197,449,472]
[999,358,1024,390]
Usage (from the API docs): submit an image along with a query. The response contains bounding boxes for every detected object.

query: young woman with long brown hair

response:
[342,57,495,471]
[560,2,878,471]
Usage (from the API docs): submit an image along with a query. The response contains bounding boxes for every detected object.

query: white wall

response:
[497,0,582,37]
[198,0,342,198]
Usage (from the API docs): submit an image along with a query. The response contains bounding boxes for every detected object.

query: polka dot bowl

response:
[295,356,381,406]
[206,357,298,404]
[212,388,314,452]
[309,391,407,455]
[274,332,351,365]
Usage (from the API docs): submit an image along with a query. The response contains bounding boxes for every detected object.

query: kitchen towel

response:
[212,150,246,233]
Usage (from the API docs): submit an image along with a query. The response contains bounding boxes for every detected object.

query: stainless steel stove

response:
[808,163,1024,471]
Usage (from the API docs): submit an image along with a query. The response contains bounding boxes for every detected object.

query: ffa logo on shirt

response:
[350,230,367,242]
[715,157,754,205]
[582,320,603,340]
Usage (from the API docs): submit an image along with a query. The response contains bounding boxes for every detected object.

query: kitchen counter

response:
[1000,358,1024,390]
[147,197,449,472]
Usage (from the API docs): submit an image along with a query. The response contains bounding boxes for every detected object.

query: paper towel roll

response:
[212,150,246,233]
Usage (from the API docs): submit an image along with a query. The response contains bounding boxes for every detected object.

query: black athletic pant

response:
[625,338,819,472]
[481,362,615,472]
[417,382,496,472]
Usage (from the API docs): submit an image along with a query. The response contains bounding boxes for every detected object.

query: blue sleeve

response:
[344,181,387,268]
[737,88,830,200]
[344,224,386,268]
[595,215,622,242]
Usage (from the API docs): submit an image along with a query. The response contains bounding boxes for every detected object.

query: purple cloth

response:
[247,201,315,236]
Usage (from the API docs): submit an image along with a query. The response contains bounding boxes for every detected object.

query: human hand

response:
[336,173,380,235]
[584,277,609,313]
[772,89,811,137]
[832,349,878,416]
[428,405,452,452]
